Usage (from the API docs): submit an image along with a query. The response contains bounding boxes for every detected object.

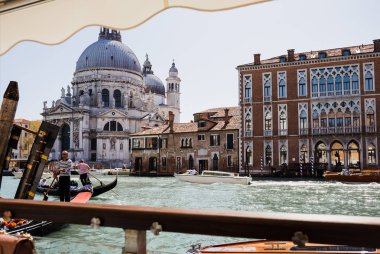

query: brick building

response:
[130,107,239,176]
[237,39,380,175]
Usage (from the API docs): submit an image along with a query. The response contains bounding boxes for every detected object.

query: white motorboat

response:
[107,168,131,176]
[13,171,52,179]
[174,170,251,185]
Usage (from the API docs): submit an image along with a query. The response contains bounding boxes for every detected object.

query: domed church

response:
[42,27,181,166]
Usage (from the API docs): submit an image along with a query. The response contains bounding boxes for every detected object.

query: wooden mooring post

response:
[0,81,19,189]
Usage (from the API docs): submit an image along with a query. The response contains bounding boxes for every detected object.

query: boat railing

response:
[0,198,379,253]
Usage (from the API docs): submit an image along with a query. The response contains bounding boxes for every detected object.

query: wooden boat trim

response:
[0,199,379,248]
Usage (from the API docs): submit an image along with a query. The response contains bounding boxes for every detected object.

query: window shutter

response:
[217,135,220,145]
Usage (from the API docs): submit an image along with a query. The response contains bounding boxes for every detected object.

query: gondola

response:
[2,220,66,236]
[36,177,117,197]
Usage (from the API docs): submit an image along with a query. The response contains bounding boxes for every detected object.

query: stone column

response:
[344,150,348,169]
[70,121,74,150]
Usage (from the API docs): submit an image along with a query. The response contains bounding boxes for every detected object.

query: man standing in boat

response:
[55,150,72,202]
[78,159,91,186]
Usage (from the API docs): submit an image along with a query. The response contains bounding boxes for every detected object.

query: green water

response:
[1,176,379,253]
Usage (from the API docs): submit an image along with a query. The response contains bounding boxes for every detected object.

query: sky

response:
[1,0,380,122]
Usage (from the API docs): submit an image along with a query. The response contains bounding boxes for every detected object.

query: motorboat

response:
[107,168,131,176]
[13,171,52,179]
[196,240,380,253]
[324,169,380,183]
[174,170,251,185]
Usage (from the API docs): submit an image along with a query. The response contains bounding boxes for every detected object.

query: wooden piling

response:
[0,81,19,189]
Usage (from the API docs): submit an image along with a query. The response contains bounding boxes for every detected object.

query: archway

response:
[348,141,360,169]
[61,123,70,151]
[212,154,219,171]
[315,142,327,163]
[188,155,194,169]
[330,141,344,170]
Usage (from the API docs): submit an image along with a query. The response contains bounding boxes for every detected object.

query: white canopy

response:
[0,0,269,55]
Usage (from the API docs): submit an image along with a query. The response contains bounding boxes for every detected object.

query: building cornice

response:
[236,52,380,72]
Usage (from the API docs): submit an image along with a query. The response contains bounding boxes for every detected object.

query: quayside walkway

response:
[0,199,379,253]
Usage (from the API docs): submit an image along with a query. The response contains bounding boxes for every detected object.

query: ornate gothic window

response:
[114,89,122,108]
[244,75,252,101]
[265,112,272,132]
[352,73,359,94]
[280,145,287,165]
[368,143,376,164]
[321,110,327,128]
[348,141,360,168]
[343,74,350,95]
[366,106,375,127]
[102,89,110,107]
[278,72,287,98]
[300,144,308,163]
[335,75,342,95]
[265,145,272,166]
[313,110,319,128]
[312,76,318,97]
[327,75,334,96]
[299,110,307,130]
[263,73,272,101]
[279,111,287,135]
[315,142,327,163]
[364,63,374,91]
[319,76,326,96]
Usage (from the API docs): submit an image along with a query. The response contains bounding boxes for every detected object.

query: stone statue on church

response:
[66,85,71,96]
[43,101,47,109]
[52,100,55,107]
[61,87,65,98]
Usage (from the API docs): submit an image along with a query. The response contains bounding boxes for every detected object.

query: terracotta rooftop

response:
[132,107,240,136]
[238,43,375,67]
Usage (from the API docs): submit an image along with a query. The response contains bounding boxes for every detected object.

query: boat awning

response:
[0,0,270,56]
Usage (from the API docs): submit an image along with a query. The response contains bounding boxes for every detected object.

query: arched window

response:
[345,108,352,128]
[327,75,334,96]
[102,89,109,107]
[365,71,374,91]
[129,92,134,108]
[320,110,327,128]
[278,79,286,97]
[353,108,360,131]
[212,154,219,171]
[299,77,306,96]
[103,121,123,131]
[343,74,350,94]
[312,110,319,128]
[315,142,327,163]
[328,109,335,128]
[312,77,318,97]
[114,89,122,108]
[264,80,271,97]
[265,112,272,131]
[299,110,307,130]
[319,76,326,96]
[336,109,343,128]
[79,90,84,96]
[301,144,308,163]
[181,139,184,147]
[61,124,70,151]
[368,143,376,164]
[342,49,351,56]
[244,77,252,99]
[352,73,359,94]
[188,155,194,169]
[279,112,287,135]
[331,141,344,169]
[245,114,252,132]
[319,52,327,59]
[366,106,375,127]
[348,141,360,168]
[265,145,272,166]
[335,75,342,95]
[280,145,287,165]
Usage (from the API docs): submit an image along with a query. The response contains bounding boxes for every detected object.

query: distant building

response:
[237,39,380,174]
[130,107,239,175]
[13,119,41,159]
[42,27,181,167]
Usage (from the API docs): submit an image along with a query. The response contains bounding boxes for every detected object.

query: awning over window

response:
[0,0,270,55]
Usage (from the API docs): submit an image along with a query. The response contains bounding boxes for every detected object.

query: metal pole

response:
[0,81,19,190]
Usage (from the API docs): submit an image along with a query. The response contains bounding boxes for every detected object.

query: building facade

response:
[130,107,239,175]
[237,39,380,174]
[13,119,41,159]
[42,28,181,167]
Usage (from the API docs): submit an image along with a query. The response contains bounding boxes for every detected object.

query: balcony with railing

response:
[366,126,376,133]
[263,96,272,103]
[279,129,288,136]
[264,130,272,136]
[245,131,252,137]
[243,97,252,103]
[300,128,308,135]
[312,126,363,135]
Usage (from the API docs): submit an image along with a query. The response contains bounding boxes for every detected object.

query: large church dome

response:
[75,28,141,73]
[142,55,165,96]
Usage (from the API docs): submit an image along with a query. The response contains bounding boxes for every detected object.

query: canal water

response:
[1,176,380,253]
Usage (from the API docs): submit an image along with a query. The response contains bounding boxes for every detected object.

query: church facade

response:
[42,28,181,167]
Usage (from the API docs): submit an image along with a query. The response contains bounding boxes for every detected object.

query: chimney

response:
[374,39,380,52]
[287,49,295,62]
[224,108,230,125]
[254,54,261,65]
[168,111,174,132]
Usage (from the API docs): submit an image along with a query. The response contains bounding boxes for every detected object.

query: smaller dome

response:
[169,62,178,73]
[144,74,165,96]
[142,54,165,96]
